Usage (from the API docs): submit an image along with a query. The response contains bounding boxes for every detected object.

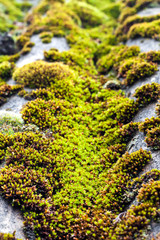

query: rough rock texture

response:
[138,7,160,17]
[0,33,15,55]
[0,197,26,239]
[126,38,160,53]
[16,35,69,68]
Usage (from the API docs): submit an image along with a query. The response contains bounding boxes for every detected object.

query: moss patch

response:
[13,60,75,88]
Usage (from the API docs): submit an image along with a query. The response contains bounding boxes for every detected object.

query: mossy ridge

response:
[116,0,160,41]
[116,14,160,40]
[66,1,109,28]
[139,117,160,133]
[97,45,141,74]
[0,132,153,239]
[97,48,160,86]
[128,19,160,39]
[134,83,160,107]
[0,0,159,239]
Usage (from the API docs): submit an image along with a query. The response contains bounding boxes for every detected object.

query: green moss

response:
[19,41,35,55]
[0,61,14,80]
[139,50,160,62]
[139,117,160,133]
[116,14,160,40]
[145,126,160,150]
[97,45,140,74]
[128,19,160,39]
[0,0,159,238]
[13,60,75,88]
[39,31,53,43]
[138,180,160,205]
[134,83,160,106]
[67,1,109,28]
[0,232,21,240]
[0,0,23,32]
[40,31,53,39]
[16,35,30,50]
[102,2,121,19]
[118,7,136,23]
[0,84,23,106]
[119,58,157,85]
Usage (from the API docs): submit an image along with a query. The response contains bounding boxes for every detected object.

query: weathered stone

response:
[0,33,16,55]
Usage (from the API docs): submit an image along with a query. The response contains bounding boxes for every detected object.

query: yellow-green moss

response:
[67,1,109,28]
[0,0,23,32]
[13,60,76,88]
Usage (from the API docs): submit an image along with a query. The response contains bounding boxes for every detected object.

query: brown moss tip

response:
[13,60,76,88]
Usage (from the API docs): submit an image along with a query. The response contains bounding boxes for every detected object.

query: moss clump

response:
[118,7,136,23]
[113,148,151,177]
[156,100,160,116]
[23,88,55,101]
[19,41,35,56]
[134,83,160,106]
[114,121,139,144]
[119,58,157,85]
[0,61,14,81]
[0,54,20,64]
[138,180,160,206]
[21,98,71,129]
[145,126,160,150]
[67,1,109,28]
[27,2,78,37]
[116,14,160,40]
[140,50,160,62]
[13,60,75,88]
[139,117,160,133]
[97,45,140,74]
[128,19,160,39]
[40,31,53,43]
[44,48,97,76]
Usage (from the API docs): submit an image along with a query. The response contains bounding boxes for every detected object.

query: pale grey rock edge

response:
[138,7,160,17]
[124,7,160,238]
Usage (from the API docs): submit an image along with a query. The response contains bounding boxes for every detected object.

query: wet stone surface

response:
[137,7,160,17]
[16,35,70,68]
[132,103,157,122]
[127,132,148,154]
[0,95,28,114]
[0,197,26,239]
[126,38,160,52]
